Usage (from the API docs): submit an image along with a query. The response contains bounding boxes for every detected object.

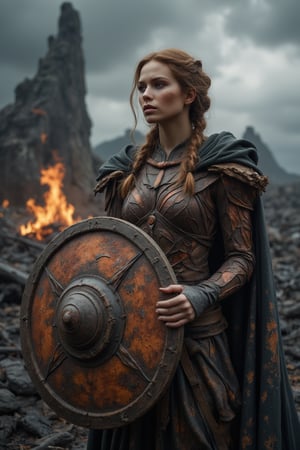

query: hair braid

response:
[178,125,203,195]
[120,126,159,198]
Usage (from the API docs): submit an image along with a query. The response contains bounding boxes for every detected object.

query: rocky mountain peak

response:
[58,2,82,41]
[243,126,299,184]
[0,2,96,214]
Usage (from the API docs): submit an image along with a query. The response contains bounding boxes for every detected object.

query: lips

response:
[143,105,156,112]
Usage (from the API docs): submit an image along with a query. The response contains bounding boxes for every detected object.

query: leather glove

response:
[182,281,221,318]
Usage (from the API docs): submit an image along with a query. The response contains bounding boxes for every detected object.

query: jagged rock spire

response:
[58,2,82,41]
[0,2,96,213]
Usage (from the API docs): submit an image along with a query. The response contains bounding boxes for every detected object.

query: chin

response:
[145,117,158,125]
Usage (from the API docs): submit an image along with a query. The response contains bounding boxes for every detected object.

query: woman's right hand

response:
[156,284,195,328]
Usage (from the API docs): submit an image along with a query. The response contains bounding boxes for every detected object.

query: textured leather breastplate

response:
[121,156,219,283]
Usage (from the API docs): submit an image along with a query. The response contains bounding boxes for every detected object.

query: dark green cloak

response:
[93,131,300,449]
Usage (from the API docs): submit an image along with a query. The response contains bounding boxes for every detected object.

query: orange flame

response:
[0,199,10,218]
[19,160,80,240]
[40,132,48,144]
[32,108,47,116]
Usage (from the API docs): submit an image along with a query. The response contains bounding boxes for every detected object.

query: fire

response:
[19,160,80,240]
[0,199,10,218]
[40,132,48,144]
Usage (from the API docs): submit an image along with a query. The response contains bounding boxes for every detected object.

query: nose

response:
[142,86,152,100]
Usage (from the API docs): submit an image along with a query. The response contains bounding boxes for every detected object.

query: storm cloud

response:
[0,0,299,173]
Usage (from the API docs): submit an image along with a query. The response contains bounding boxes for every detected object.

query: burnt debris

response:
[0,182,299,448]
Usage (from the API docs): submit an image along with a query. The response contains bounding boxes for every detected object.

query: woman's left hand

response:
[156,284,195,328]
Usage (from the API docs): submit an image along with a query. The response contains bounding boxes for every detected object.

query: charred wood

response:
[0,231,46,252]
[0,261,29,285]
[0,182,299,448]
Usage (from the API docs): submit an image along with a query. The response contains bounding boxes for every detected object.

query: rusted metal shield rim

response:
[21,216,184,428]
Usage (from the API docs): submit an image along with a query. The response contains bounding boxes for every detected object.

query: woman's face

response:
[137,60,190,125]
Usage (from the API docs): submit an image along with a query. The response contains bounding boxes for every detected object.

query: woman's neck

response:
[158,119,192,156]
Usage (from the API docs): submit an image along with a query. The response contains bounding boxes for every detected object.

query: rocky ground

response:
[0,182,300,449]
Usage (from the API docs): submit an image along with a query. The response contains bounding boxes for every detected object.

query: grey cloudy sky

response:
[0,0,299,173]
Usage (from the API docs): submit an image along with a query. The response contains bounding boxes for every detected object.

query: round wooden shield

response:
[20,217,183,429]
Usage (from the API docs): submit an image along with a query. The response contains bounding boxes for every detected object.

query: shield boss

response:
[20,217,183,429]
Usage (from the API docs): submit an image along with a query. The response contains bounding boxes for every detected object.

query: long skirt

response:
[87,318,241,450]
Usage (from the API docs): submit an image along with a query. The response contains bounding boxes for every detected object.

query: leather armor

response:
[120,144,258,318]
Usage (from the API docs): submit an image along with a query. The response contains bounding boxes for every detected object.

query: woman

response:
[88,49,300,449]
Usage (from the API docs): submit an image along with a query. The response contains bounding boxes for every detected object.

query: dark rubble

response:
[0,182,300,449]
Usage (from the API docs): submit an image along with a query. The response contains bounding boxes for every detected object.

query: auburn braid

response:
[178,124,203,195]
[120,126,159,198]
[177,64,211,195]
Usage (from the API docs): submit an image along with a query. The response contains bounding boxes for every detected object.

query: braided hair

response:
[120,49,211,198]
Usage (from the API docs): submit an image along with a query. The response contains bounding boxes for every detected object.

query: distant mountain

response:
[93,126,299,185]
[93,129,145,163]
[243,126,300,184]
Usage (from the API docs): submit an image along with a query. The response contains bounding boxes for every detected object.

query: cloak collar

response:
[96,131,262,182]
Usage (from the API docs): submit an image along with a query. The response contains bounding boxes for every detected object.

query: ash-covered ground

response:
[0,182,299,449]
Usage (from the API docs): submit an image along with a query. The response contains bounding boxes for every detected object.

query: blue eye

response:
[137,83,147,93]
[155,81,166,89]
